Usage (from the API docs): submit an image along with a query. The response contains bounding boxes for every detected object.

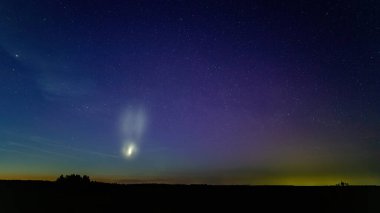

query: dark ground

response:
[0,180,379,212]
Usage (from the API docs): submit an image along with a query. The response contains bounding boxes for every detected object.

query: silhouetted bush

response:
[56,174,91,185]
[336,181,349,187]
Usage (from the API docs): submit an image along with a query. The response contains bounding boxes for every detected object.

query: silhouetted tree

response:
[56,174,91,185]
[82,175,90,183]
[57,175,65,183]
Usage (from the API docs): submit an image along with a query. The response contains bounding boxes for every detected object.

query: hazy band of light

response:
[1,173,379,186]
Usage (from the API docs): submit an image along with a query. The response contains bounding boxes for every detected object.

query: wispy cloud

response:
[29,136,121,159]
[0,38,96,101]
[2,131,122,161]
[37,73,95,100]
[0,146,48,160]
[8,141,80,160]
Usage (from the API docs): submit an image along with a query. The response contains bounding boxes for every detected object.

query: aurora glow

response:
[0,0,379,185]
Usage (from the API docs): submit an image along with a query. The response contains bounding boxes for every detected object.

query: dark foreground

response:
[0,180,379,212]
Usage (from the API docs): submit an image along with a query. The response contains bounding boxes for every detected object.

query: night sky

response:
[0,0,379,185]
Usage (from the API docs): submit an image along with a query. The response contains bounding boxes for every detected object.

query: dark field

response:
[0,180,379,212]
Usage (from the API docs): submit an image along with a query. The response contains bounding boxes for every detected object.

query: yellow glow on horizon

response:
[1,173,379,186]
[244,175,380,186]
[0,174,57,181]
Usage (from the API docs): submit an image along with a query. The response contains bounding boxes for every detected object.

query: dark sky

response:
[0,0,379,185]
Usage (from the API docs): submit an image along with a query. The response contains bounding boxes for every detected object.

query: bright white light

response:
[127,144,135,156]
[119,106,147,160]
[122,143,138,159]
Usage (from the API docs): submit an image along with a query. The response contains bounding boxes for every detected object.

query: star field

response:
[0,0,379,185]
